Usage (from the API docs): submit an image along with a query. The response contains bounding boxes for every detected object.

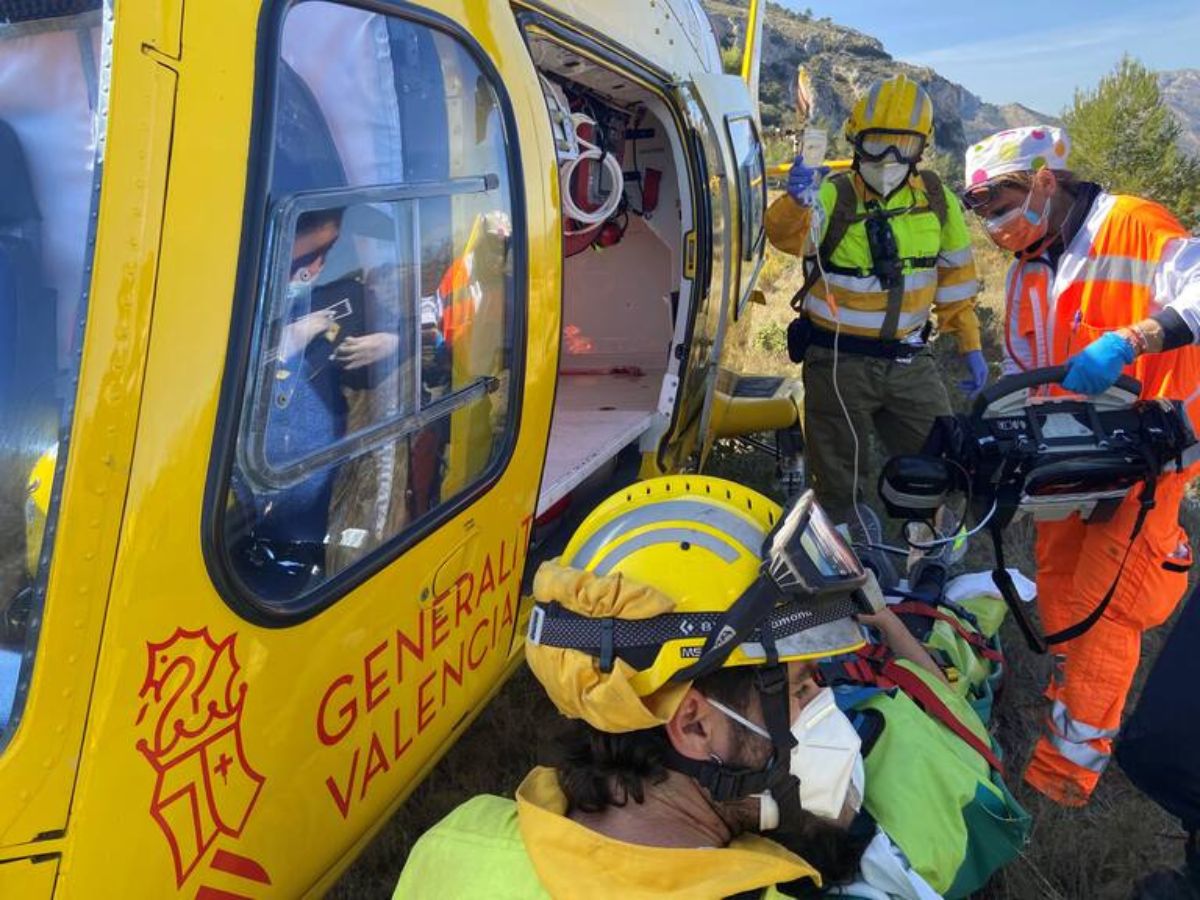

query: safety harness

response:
[789,169,948,349]
[818,644,1006,775]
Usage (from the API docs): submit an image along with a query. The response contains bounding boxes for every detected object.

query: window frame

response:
[0,0,112,750]
[202,0,528,627]
[725,113,766,318]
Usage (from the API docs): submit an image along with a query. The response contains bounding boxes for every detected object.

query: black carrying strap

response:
[989,471,1159,654]
[1042,470,1158,645]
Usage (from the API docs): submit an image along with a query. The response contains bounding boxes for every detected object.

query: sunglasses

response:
[961,177,1033,214]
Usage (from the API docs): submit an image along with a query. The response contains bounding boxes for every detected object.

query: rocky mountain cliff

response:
[702,0,1053,160]
[1160,69,1200,156]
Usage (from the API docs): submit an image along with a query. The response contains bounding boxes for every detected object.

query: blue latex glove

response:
[1062,331,1135,394]
[958,349,989,396]
[787,156,820,206]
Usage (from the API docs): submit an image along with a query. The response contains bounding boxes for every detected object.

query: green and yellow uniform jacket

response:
[765,171,981,352]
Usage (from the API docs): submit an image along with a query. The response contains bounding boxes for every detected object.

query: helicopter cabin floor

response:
[536,371,660,517]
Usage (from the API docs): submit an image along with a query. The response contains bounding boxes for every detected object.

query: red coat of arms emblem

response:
[135,627,266,888]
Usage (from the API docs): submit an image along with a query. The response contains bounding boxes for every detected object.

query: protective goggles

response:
[854,130,926,164]
[961,177,1034,214]
[673,489,868,682]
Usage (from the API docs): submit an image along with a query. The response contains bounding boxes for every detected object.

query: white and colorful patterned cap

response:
[965,125,1070,187]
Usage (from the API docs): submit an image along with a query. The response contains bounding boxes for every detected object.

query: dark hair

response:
[552,665,760,813]
[296,206,344,236]
[551,663,872,886]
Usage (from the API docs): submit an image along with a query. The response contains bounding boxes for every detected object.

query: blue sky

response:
[783,0,1200,115]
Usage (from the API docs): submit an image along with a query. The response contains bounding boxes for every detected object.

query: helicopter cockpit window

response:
[727,115,765,316]
[0,0,111,744]
[216,2,518,616]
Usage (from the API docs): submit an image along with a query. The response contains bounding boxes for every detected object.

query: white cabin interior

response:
[529,36,693,517]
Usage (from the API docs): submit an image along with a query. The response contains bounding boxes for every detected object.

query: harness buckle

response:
[527,604,546,645]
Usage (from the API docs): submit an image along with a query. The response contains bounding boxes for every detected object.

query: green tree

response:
[1064,56,1200,229]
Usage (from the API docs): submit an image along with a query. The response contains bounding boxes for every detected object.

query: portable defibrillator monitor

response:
[880,366,1198,652]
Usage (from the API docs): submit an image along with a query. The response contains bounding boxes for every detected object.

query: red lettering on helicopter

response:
[136,627,269,889]
[314,517,531,819]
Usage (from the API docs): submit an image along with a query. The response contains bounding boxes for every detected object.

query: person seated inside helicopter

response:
[232,204,419,596]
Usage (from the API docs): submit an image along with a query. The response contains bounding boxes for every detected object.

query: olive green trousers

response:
[801,344,950,527]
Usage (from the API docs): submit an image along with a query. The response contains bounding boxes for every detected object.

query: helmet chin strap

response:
[665,630,802,813]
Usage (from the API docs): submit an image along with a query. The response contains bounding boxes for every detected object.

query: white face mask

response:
[708,687,863,825]
[859,161,910,198]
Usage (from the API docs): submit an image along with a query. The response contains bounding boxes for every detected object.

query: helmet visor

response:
[856,130,926,164]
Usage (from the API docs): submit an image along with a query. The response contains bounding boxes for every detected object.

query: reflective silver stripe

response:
[1050,700,1118,743]
[1082,254,1158,287]
[566,500,762,569]
[939,247,974,268]
[1051,192,1118,308]
[933,281,978,304]
[820,268,938,294]
[806,297,930,333]
[1047,732,1110,773]
[593,528,739,575]
[863,81,883,121]
[910,92,928,129]
[1030,277,1049,369]
[1006,267,1032,370]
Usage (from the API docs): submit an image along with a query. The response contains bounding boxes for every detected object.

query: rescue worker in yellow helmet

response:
[766,74,983,528]
[395,477,948,899]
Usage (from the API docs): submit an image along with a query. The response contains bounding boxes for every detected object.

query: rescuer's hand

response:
[787,156,822,206]
[280,310,336,359]
[333,332,400,370]
[1062,332,1135,395]
[958,349,989,396]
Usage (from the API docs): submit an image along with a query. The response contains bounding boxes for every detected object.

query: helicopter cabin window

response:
[0,1,111,743]
[727,115,766,316]
[528,36,693,515]
[217,2,518,613]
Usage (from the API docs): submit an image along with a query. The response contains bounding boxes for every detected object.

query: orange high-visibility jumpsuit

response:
[1005,192,1200,806]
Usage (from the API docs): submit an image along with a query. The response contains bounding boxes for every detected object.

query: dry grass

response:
[331,210,1200,899]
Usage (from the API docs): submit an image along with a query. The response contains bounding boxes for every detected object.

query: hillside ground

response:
[332,213,1200,899]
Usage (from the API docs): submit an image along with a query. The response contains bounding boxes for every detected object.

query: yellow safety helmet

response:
[24,443,58,576]
[525,476,866,733]
[845,74,934,146]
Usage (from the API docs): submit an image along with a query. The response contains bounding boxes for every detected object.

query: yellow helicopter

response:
[0,0,820,895]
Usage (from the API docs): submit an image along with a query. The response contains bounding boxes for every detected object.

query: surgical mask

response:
[858,161,910,198]
[984,186,1052,254]
[708,687,863,825]
[285,272,314,308]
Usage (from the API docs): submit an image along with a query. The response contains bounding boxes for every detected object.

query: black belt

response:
[807,326,927,360]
